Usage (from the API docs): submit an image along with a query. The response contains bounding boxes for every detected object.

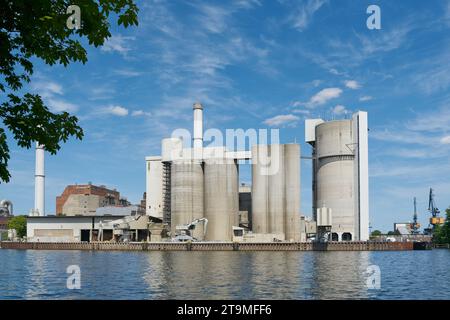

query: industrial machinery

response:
[424,188,444,235]
[410,197,421,235]
[172,218,208,242]
[98,215,142,242]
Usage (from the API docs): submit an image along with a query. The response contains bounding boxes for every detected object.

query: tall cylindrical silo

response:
[251,145,269,234]
[315,120,355,240]
[268,144,285,235]
[204,158,239,241]
[284,144,301,241]
[170,160,204,239]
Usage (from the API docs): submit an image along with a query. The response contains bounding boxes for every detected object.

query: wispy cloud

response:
[359,95,372,102]
[101,105,129,117]
[286,0,327,31]
[332,104,348,115]
[344,80,360,90]
[101,35,135,56]
[31,79,78,113]
[263,114,299,127]
[306,87,342,108]
[113,69,142,77]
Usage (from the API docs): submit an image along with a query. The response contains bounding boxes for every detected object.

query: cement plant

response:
[1,102,373,246]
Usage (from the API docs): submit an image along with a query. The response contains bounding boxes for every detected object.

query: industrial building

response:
[146,103,303,242]
[21,102,369,243]
[305,112,369,241]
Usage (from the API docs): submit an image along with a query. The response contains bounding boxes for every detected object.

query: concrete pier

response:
[0,241,414,251]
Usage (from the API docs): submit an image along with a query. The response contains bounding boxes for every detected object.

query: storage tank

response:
[268,144,285,235]
[252,144,301,239]
[251,145,269,234]
[170,160,204,239]
[315,120,355,240]
[284,144,301,241]
[204,157,239,241]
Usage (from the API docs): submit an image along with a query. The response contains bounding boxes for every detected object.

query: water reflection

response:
[0,249,449,299]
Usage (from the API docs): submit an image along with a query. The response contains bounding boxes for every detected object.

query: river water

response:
[0,249,449,300]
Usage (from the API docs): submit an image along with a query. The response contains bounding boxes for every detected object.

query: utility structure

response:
[146,103,302,242]
[33,143,45,216]
[410,197,420,235]
[305,112,369,241]
[424,188,444,235]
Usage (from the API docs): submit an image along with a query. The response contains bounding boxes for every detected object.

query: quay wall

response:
[0,241,414,251]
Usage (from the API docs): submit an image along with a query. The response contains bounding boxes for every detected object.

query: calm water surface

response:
[0,249,449,299]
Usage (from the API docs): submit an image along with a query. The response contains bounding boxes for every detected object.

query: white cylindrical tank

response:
[315,120,355,239]
[284,144,301,241]
[170,160,204,239]
[162,137,183,162]
[268,144,285,235]
[204,158,239,241]
[251,145,269,234]
[34,143,45,216]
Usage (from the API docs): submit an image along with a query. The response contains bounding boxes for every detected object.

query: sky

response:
[1,0,450,232]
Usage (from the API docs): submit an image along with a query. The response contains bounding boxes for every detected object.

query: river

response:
[0,249,449,299]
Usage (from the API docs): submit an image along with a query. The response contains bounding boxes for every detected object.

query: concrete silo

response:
[305,111,369,241]
[170,160,204,239]
[204,158,239,241]
[251,144,301,241]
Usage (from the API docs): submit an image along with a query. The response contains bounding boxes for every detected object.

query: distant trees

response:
[7,215,27,238]
[371,230,382,236]
[432,208,450,244]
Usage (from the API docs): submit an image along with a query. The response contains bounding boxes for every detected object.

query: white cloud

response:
[359,95,372,102]
[47,99,79,113]
[114,69,142,77]
[102,105,129,117]
[288,0,326,31]
[344,80,361,89]
[440,136,450,144]
[31,81,63,98]
[263,114,299,127]
[131,110,152,117]
[101,35,135,55]
[332,105,347,115]
[307,87,342,107]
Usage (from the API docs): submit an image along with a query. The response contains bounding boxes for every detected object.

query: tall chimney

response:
[34,142,45,216]
[193,103,203,160]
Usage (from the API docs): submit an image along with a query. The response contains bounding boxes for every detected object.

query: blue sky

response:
[1,0,450,232]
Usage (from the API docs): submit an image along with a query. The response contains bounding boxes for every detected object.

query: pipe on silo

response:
[204,157,239,241]
[35,143,45,216]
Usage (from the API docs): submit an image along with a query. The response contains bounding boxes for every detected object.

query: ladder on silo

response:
[162,162,172,226]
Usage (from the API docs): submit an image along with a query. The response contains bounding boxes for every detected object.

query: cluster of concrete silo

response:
[251,144,301,242]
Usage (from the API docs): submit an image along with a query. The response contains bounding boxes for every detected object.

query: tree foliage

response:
[0,0,139,182]
[7,215,27,238]
[371,230,382,236]
[432,208,450,244]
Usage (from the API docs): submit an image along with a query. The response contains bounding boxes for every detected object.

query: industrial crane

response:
[424,188,444,235]
[98,215,142,242]
[173,218,208,242]
[410,197,420,235]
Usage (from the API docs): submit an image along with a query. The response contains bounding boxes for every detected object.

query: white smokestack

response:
[34,142,45,216]
[193,102,203,160]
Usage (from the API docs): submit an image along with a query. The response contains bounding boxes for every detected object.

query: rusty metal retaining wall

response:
[0,241,414,251]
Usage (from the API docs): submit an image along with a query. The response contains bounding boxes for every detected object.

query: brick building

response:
[56,183,123,216]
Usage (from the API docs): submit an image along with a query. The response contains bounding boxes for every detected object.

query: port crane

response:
[424,188,444,235]
[410,197,420,235]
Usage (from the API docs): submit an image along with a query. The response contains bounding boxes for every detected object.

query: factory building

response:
[56,183,129,216]
[146,103,302,242]
[305,112,369,241]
